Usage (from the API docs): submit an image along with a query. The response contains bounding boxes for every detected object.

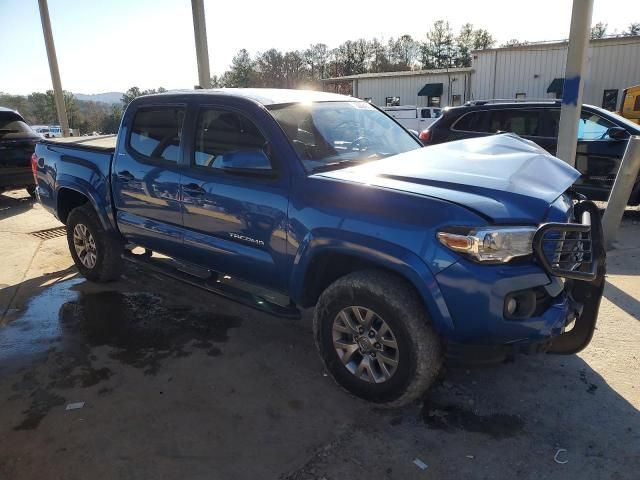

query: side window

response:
[433,109,442,118]
[453,111,486,132]
[420,109,431,119]
[577,112,616,140]
[487,109,542,136]
[129,107,184,162]
[193,108,271,171]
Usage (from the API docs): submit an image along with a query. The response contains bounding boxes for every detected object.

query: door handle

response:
[183,183,206,195]
[117,170,134,182]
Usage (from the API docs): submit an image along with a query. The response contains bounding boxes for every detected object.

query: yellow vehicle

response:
[619,85,640,124]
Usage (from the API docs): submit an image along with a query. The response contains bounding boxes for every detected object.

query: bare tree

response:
[591,22,608,39]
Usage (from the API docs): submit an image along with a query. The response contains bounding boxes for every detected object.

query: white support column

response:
[555,0,594,166]
[37,0,70,137]
[601,137,640,249]
[191,0,211,89]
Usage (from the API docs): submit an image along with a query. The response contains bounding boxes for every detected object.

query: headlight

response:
[437,226,537,263]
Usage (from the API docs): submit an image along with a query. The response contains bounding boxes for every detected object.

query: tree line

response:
[212,20,495,89]
[2,19,637,133]
[0,87,167,134]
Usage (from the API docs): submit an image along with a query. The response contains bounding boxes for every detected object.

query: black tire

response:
[26,185,36,198]
[313,269,442,407]
[66,204,123,282]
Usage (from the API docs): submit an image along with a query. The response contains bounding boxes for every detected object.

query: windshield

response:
[267,101,421,172]
[0,112,37,139]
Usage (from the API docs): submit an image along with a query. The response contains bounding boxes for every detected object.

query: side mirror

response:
[607,126,629,140]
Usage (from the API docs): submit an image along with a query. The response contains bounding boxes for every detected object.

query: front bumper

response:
[436,201,606,354]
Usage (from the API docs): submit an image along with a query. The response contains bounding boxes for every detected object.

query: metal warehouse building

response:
[322,35,640,111]
[322,67,473,108]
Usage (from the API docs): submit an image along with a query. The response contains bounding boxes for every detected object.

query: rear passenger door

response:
[112,105,185,255]
[178,106,290,290]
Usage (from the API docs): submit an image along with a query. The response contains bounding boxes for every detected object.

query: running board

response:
[122,251,301,319]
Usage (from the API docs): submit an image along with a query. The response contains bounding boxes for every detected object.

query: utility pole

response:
[191,0,211,89]
[37,0,70,137]
[555,0,594,166]
[601,137,640,249]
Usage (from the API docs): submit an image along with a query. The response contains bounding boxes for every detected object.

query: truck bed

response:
[41,135,117,152]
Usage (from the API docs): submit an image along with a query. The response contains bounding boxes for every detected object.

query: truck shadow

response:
[0,191,35,221]
[402,353,640,478]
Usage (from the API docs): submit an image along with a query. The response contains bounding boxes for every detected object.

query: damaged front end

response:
[533,201,606,354]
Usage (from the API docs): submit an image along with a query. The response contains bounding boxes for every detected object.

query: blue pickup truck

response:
[33,89,605,406]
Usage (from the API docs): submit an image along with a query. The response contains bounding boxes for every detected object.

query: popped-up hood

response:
[315,134,580,223]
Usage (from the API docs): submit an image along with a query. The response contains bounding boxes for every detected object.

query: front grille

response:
[533,202,603,281]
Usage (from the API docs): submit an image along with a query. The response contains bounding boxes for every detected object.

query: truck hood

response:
[315,134,580,223]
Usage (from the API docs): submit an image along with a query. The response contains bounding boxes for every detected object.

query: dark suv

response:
[0,107,41,197]
[421,100,640,204]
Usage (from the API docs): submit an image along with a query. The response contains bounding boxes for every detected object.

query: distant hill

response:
[73,92,123,104]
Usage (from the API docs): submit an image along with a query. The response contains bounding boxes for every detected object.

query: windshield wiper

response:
[0,129,19,133]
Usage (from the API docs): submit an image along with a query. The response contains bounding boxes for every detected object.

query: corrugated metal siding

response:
[472,38,640,107]
[356,72,470,107]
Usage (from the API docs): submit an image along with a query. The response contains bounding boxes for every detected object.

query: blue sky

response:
[0,0,637,95]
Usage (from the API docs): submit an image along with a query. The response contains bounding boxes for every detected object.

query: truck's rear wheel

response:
[66,204,123,282]
[313,269,442,407]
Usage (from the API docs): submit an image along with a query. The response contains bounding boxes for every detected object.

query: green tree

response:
[121,87,166,106]
[473,29,495,50]
[421,20,455,69]
[304,43,329,81]
[256,48,285,87]
[455,24,475,67]
[224,49,257,87]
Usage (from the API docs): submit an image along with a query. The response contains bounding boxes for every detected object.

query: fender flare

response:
[55,175,116,232]
[289,229,455,336]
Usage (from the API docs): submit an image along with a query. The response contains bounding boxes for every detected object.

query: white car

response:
[382,106,442,132]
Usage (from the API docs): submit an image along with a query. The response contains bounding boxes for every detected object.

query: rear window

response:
[0,112,37,139]
[129,106,185,162]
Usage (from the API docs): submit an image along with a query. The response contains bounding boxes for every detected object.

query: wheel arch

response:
[290,231,454,336]
[55,177,114,231]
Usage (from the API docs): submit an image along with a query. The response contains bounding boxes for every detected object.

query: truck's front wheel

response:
[66,204,123,282]
[313,270,442,407]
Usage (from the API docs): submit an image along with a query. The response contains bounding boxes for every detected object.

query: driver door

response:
[179,106,290,290]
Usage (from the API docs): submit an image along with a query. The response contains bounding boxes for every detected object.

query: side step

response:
[122,250,301,319]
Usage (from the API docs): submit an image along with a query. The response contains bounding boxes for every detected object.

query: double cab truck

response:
[33,89,605,406]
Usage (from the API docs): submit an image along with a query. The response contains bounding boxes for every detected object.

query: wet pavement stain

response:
[13,388,65,431]
[0,278,83,369]
[422,401,524,439]
[5,281,242,429]
[59,290,243,375]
